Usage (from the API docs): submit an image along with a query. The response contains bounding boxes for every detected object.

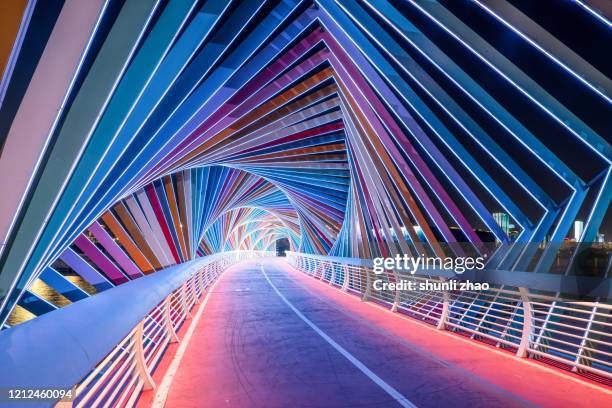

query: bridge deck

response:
[151,258,610,408]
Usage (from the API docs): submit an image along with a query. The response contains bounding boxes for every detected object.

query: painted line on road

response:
[261,264,418,408]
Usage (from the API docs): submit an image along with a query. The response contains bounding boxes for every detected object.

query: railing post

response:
[203,266,211,288]
[192,275,201,304]
[133,321,156,390]
[181,282,192,320]
[341,265,350,291]
[328,262,336,285]
[391,270,400,312]
[517,287,533,358]
[196,269,205,300]
[573,303,598,372]
[362,267,371,302]
[437,278,450,330]
[164,295,179,344]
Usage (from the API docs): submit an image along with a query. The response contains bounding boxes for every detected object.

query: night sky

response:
[389,0,611,239]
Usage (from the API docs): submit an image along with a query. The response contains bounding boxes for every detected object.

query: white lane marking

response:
[152,268,228,408]
[261,265,418,408]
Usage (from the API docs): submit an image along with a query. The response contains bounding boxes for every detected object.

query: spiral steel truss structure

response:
[0,0,609,334]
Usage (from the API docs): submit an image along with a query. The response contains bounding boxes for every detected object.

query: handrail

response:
[286,252,612,382]
[0,250,274,406]
[285,251,612,298]
[0,257,211,389]
[285,251,373,267]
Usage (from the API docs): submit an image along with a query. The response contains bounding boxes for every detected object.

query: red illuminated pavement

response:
[154,258,611,408]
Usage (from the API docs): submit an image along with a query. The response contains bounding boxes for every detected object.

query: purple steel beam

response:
[74,234,128,285]
[142,30,326,181]
[59,248,113,291]
[88,222,143,279]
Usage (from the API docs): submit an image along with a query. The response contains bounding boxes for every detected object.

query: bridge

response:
[0,0,610,407]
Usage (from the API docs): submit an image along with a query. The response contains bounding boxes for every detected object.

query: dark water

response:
[7,275,95,326]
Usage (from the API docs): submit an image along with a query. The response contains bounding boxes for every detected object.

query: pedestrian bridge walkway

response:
[0,253,610,407]
[0,0,610,407]
[142,258,609,408]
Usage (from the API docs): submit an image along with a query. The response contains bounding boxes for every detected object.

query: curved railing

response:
[0,251,274,407]
[286,252,612,383]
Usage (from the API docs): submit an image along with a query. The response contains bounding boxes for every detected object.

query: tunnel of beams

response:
[5,128,351,325]
[0,0,609,328]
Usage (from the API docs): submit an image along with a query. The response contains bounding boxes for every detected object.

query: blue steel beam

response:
[39,267,89,303]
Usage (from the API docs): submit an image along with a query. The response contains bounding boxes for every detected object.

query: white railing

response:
[286,252,612,383]
[0,251,274,407]
[68,250,272,407]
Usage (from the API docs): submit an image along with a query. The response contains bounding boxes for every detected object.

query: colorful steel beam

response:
[0,0,608,333]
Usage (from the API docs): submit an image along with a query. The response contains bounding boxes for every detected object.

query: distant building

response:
[597,232,605,243]
[493,212,513,235]
[574,220,584,241]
